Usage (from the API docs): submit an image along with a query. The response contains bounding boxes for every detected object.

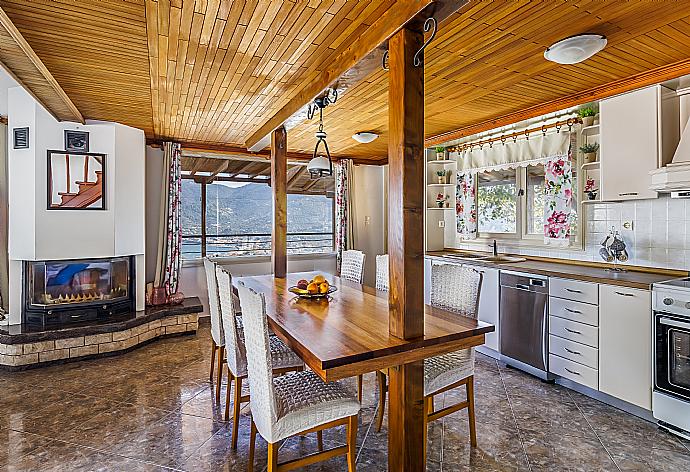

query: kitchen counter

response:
[426,250,687,290]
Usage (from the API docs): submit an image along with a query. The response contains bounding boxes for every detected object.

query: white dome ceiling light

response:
[352,132,379,144]
[544,34,607,65]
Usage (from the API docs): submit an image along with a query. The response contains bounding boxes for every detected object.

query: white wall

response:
[182,254,337,316]
[447,194,690,271]
[352,164,387,287]
[145,145,165,283]
[6,87,146,322]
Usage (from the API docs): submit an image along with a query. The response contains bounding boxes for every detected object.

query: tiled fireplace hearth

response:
[0,297,203,369]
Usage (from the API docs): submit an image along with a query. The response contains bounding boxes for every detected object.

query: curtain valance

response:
[456,131,571,174]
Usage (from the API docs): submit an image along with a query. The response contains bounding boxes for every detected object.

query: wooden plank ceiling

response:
[0,0,153,135]
[180,155,333,195]
[3,1,690,163]
[288,0,690,159]
[0,6,82,122]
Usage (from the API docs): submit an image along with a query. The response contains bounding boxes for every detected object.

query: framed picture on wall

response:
[47,150,106,210]
[64,130,89,152]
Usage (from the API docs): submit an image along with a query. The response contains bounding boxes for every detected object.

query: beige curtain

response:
[457,131,571,173]
[0,123,8,316]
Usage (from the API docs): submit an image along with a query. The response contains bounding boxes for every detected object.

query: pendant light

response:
[307,90,337,179]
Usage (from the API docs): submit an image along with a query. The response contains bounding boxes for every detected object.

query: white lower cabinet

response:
[476,267,499,352]
[549,353,599,390]
[598,284,652,410]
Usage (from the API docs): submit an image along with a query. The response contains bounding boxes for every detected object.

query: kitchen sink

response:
[447,252,488,259]
[481,255,527,263]
[443,253,526,264]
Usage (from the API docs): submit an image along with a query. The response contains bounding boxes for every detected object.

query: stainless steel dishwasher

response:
[499,271,551,379]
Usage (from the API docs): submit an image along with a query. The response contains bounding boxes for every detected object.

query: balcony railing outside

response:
[181,232,334,259]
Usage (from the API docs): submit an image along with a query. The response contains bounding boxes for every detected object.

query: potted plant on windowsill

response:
[436,193,449,208]
[436,169,447,184]
[580,142,599,163]
[578,106,597,127]
[435,146,446,160]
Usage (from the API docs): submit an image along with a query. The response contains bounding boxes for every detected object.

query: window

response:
[526,165,545,235]
[181,177,334,259]
[472,163,579,246]
[477,169,517,234]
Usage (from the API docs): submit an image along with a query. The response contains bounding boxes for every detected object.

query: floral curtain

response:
[456,172,477,240]
[334,159,355,272]
[154,142,182,296]
[543,134,575,246]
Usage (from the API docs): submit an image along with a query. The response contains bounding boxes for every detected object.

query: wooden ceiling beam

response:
[243,0,436,150]
[0,6,83,123]
[424,57,690,147]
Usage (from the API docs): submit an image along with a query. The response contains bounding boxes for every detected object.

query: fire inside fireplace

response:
[23,256,135,328]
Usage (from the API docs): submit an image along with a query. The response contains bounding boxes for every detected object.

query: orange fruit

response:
[313,274,326,284]
[307,282,319,294]
[319,282,329,294]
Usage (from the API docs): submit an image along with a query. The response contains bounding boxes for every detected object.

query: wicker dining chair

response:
[238,282,361,472]
[375,254,389,291]
[203,257,226,402]
[216,265,304,450]
[375,263,483,452]
[340,250,366,284]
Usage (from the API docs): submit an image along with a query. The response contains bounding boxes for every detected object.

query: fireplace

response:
[23,256,135,328]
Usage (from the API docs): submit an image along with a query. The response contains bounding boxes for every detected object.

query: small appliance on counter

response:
[652,278,690,440]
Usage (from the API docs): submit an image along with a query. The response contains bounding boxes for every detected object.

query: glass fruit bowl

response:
[288,285,337,299]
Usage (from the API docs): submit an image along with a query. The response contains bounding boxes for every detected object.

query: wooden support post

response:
[271,126,288,277]
[200,180,207,258]
[387,25,426,472]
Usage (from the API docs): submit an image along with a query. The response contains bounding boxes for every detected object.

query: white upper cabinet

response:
[600,86,662,201]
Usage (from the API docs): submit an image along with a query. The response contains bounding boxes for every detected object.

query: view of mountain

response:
[180,180,333,258]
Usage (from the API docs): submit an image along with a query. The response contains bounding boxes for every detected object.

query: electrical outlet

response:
[364,216,371,225]
[622,220,633,230]
[438,220,445,228]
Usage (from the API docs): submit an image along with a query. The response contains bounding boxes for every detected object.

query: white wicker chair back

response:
[216,266,247,377]
[237,282,279,436]
[340,250,366,284]
[203,257,224,345]
[375,254,389,291]
[430,263,483,318]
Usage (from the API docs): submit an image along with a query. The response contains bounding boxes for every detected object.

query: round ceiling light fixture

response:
[352,132,379,144]
[544,34,607,64]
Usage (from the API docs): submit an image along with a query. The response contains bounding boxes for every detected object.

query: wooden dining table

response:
[236,269,495,390]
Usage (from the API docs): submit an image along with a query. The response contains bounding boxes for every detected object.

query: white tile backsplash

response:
[447,195,689,271]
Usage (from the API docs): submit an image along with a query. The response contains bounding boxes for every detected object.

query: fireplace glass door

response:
[27,257,130,308]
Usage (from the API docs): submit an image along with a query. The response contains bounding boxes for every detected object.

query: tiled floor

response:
[1,323,689,471]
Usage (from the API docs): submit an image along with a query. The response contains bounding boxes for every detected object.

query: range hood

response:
[650,116,690,193]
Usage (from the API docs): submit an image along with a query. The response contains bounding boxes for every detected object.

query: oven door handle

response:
[659,317,690,330]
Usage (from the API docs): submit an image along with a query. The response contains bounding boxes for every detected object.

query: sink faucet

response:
[490,240,498,257]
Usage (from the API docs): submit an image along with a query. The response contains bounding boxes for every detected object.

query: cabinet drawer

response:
[549,354,599,390]
[549,296,599,326]
[549,316,599,348]
[549,278,598,304]
[549,335,598,369]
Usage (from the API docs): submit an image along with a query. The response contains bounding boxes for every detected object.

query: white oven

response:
[652,281,690,439]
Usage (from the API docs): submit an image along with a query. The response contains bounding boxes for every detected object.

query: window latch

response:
[517,189,525,196]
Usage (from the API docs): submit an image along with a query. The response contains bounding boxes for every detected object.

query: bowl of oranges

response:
[288,274,337,299]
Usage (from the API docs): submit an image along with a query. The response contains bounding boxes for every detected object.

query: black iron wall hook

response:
[382,16,437,70]
[414,17,437,67]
